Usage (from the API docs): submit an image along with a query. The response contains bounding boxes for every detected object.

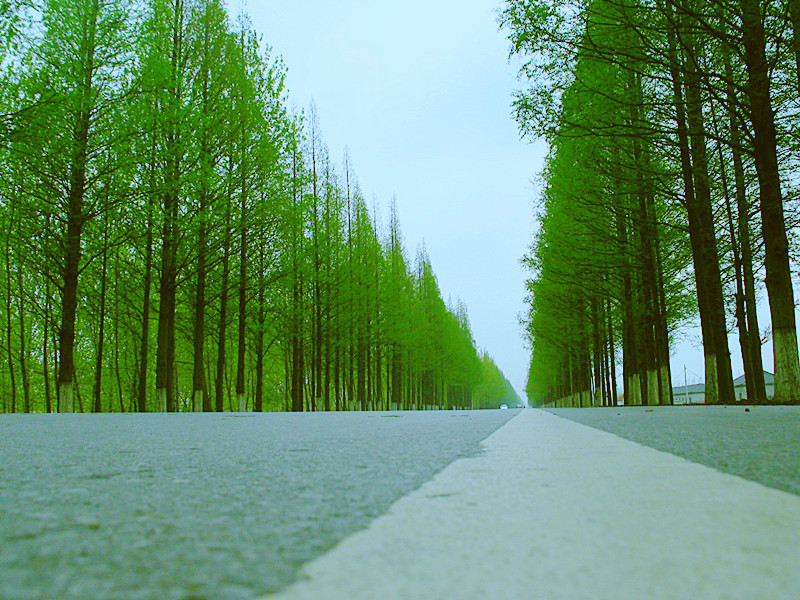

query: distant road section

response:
[547,405,800,496]
[266,409,800,600]
[0,410,516,600]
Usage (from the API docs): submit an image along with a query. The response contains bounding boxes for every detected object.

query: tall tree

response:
[738,0,800,402]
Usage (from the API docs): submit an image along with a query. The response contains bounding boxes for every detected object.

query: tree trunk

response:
[254,242,265,413]
[44,275,52,413]
[4,220,16,413]
[722,57,768,403]
[369,353,375,409]
[291,326,303,412]
[334,344,341,411]
[683,44,735,404]
[136,190,154,412]
[392,346,402,410]
[235,176,247,412]
[654,236,673,405]
[113,248,124,413]
[156,1,184,413]
[156,193,178,412]
[254,303,264,413]
[192,198,208,413]
[74,366,84,413]
[215,193,232,412]
[667,6,733,404]
[591,298,603,406]
[58,0,101,414]
[93,217,109,413]
[16,262,30,413]
[618,210,639,406]
[59,151,87,412]
[324,333,331,412]
[715,109,754,402]
[739,0,800,403]
[357,338,366,411]
[608,298,618,406]
[51,324,59,411]
[788,0,800,92]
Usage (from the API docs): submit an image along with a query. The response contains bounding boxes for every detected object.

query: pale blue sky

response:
[244,0,778,399]
[247,0,546,397]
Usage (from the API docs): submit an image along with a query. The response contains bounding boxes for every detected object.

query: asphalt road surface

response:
[3,406,799,600]
[547,405,800,496]
[265,408,800,600]
[0,410,516,600]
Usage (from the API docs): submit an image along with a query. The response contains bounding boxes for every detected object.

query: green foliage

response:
[505,0,800,406]
[0,1,499,412]
[474,352,521,409]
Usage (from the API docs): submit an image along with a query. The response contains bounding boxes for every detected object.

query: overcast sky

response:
[246,0,546,398]
[244,0,786,401]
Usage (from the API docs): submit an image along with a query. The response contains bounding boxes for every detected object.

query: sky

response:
[243,0,790,401]
[246,0,546,399]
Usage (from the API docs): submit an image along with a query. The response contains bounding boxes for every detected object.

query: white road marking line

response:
[262,409,800,600]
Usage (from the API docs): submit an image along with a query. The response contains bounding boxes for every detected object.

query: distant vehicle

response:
[500,404,508,410]
[515,404,523,409]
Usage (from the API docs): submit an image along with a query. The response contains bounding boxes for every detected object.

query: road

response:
[0,410,515,600]
[266,408,800,600]
[547,405,800,495]
[2,407,800,600]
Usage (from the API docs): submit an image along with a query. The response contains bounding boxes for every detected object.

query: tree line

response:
[502,0,800,406]
[0,0,518,413]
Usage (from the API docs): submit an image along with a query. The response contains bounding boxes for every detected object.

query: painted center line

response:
[262,409,800,600]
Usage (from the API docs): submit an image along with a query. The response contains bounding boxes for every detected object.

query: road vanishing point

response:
[2,407,799,599]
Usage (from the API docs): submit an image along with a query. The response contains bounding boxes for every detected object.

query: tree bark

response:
[4,214,16,413]
[214,176,232,412]
[192,190,208,412]
[714,107,754,402]
[667,3,734,403]
[254,234,266,413]
[43,273,52,413]
[654,220,673,405]
[727,90,767,403]
[93,214,109,413]
[113,248,124,413]
[235,139,247,412]
[608,298,618,406]
[739,0,800,403]
[136,184,154,412]
[291,318,303,412]
[16,261,30,413]
[156,0,184,413]
[254,286,264,413]
[788,0,800,92]
[59,84,94,410]
[618,210,639,406]
[683,41,735,404]
[591,298,603,406]
[156,194,178,412]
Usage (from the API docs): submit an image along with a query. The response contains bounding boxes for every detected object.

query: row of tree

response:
[503,0,800,406]
[0,0,518,412]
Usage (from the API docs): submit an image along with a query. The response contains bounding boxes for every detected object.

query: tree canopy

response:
[0,0,514,413]
[503,0,800,406]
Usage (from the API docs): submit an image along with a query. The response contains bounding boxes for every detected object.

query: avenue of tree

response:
[503,0,800,406]
[0,0,518,413]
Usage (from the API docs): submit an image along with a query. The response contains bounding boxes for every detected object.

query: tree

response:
[504,0,800,406]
